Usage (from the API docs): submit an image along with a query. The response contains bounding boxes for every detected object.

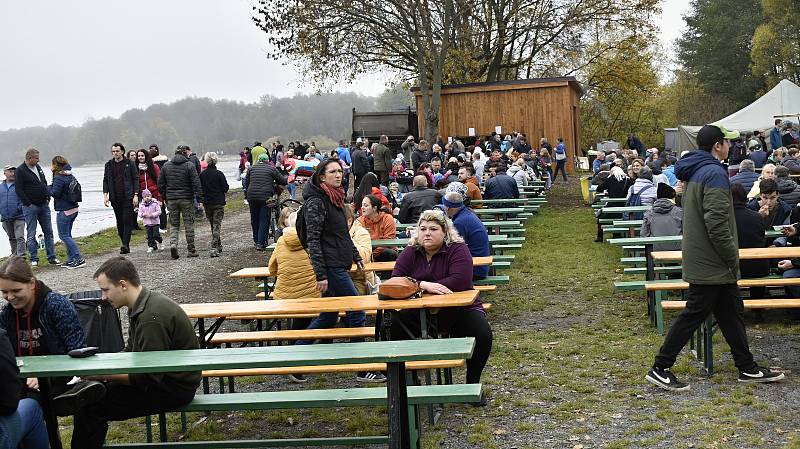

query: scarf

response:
[320,182,345,209]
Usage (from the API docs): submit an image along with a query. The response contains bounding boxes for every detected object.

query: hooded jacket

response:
[0,280,86,356]
[641,199,682,251]
[199,164,229,206]
[507,165,530,187]
[463,176,483,208]
[0,181,23,221]
[49,164,80,211]
[483,172,520,200]
[244,162,286,202]
[734,204,770,278]
[0,327,21,416]
[626,178,657,205]
[158,154,203,201]
[746,197,792,226]
[451,206,490,279]
[783,155,800,174]
[138,198,162,226]
[138,163,161,201]
[776,177,800,207]
[729,170,760,193]
[303,163,362,281]
[674,150,739,284]
[268,227,318,299]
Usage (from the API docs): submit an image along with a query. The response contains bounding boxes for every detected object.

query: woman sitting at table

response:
[358,195,398,262]
[390,209,493,398]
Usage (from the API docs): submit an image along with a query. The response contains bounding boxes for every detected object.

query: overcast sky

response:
[0,0,690,131]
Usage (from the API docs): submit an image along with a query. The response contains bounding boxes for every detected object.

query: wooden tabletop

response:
[229,257,494,279]
[371,235,523,247]
[396,220,521,230]
[473,207,526,215]
[600,206,652,213]
[652,247,800,261]
[181,290,480,319]
[17,338,476,378]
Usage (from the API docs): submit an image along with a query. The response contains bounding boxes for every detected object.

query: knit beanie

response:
[442,182,467,208]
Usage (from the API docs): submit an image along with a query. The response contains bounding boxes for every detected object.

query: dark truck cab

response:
[351,107,418,154]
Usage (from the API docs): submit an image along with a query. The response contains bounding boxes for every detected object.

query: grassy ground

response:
[56,180,800,448]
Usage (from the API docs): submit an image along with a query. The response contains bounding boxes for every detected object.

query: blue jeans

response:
[0,398,49,449]
[248,200,271,246]
[57,210,82,263]
[23,204,56,262]
[295,267,366,345]
[287,182,297,199]
[784,268,800,297]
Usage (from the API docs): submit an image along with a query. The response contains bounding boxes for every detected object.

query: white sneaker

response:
[31,260,38,267]
[147,247,154,253]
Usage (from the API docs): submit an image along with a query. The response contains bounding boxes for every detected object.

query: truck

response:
[351,107,418,154]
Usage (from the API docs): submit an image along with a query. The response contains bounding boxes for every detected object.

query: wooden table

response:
[19,338,475,449]
[398,220,522,235]
[371,235,524,247]
[183,291,480,347]
[472,207,526,220]
[652,246,800,262]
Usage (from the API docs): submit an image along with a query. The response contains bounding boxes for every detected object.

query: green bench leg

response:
[655,291,664,335]
[702,316,715,375]
[158,412,167,442]
[145,415,152,443]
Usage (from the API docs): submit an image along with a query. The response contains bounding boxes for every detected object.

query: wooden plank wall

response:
[415,81,582,173]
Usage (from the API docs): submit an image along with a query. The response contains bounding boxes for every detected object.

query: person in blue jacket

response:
[49,156,85,269]
[0,166,25,257]
[483,162,520,200]
[440,182,490,280]
[770,119,783,151]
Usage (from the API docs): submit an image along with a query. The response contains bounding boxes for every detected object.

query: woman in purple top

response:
[391,209,493,394]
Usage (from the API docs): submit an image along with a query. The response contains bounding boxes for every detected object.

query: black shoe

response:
[119,246,130,254]
[738,366,785,383]
[254,244,266,251]
[170,247,179,259]
[187,251,199,258]
[53,380,106,416]
[645,367,690,392]
[470,390,487,407]
[356,371,387,383]
[288,374,308,383]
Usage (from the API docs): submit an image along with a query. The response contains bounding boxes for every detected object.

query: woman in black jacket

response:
[0,328,49,448]
[294,159,385,383]
[594,166,634,242]
[198,152,229,257]
[732,183,769,298]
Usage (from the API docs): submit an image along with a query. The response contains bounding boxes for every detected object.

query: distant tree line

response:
[0,89,413,166]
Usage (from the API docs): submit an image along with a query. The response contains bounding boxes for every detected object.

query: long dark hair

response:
[353,172,380,210]
[136,149,157,181]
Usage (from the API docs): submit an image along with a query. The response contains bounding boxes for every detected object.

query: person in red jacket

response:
[136,149,164,230]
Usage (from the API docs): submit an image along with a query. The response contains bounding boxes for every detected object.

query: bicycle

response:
[267,197,303,244]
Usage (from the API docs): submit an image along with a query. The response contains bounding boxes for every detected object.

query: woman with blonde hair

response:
[49,156,85,268]
[344,204,376,295]
[390,209,492,397]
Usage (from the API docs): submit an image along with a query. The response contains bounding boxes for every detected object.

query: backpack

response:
[66,177,82,203]
[624,184,653,220]
[295,204,309,249]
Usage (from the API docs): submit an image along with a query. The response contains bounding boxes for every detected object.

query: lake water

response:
[0,156,243,257]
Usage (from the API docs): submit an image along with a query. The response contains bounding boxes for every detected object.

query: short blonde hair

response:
[204,151,218,165]
[409,209,463,247]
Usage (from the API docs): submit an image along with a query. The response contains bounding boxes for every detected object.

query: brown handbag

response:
[377,276,421,300]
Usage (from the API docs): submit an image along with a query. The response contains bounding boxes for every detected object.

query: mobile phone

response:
[68,347,100,358]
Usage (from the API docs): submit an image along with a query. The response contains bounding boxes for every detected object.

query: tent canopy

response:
[672,79,800,152]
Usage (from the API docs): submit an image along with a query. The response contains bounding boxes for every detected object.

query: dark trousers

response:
[71,383,195,449]
[248,199,271,246]
[374,248,398,262]
[353,172,366,191]
[145,225,161,248]
[554,160,567,181]
[110,197,133,249]
[390,307,492,384]
[296,267,366,345]
[654,283,756,371]
[376,170,390,186]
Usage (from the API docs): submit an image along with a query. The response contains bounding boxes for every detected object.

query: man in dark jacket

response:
[746,178,792,227]
[71,257,201,449]
[747,141,768,168]
[729,159,760,192]
[185,146,204,218]
[646,124,785,392]
[781,147,800,173]
[770,119,783,151]
[773,165,800,207]
[16,148,59,266]
[483,163,520,200]
[350,143,370,190]
[103,143,140,255]
[198,152,229,257]
[242,153,287,250]
[410,141,429,170]
[158,146,203,259]
[731,183,770,298]
[441,182,490,279]
[398,175,442,224]
[373,135,393,185]
[1,166,26,257]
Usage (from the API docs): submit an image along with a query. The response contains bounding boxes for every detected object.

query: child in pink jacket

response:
[138,189,162,252]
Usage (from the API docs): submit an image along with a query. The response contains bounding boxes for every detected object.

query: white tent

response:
[670,79,800,152]
[714,79,800,132]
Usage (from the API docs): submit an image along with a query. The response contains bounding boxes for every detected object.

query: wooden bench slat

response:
[646,277,800,291]
[209,327,375,345]
[202,359,466,377]
[233,303,493,320]
[662,298,800,310]
[105,436,389,448]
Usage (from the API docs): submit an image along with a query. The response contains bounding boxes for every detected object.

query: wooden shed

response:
[413,77,583,172]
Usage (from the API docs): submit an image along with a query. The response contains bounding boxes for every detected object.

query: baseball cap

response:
[3,165,15,171]
[696,124,739,149]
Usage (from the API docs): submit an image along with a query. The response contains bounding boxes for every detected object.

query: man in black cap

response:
[645,124,785,391]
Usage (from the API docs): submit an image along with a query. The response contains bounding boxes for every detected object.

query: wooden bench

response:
[20,339,479,449]
[659,297,800,375]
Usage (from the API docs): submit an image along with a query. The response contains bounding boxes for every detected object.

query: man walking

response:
[645,124,785,391]
[373,135,393,186]
[158,145,203,259]
[0,166,26,257]
[71,257,200,448]
[103,143,140,255]
[16,149,59,266]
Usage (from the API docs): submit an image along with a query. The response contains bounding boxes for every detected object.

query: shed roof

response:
[411,76,583,96]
